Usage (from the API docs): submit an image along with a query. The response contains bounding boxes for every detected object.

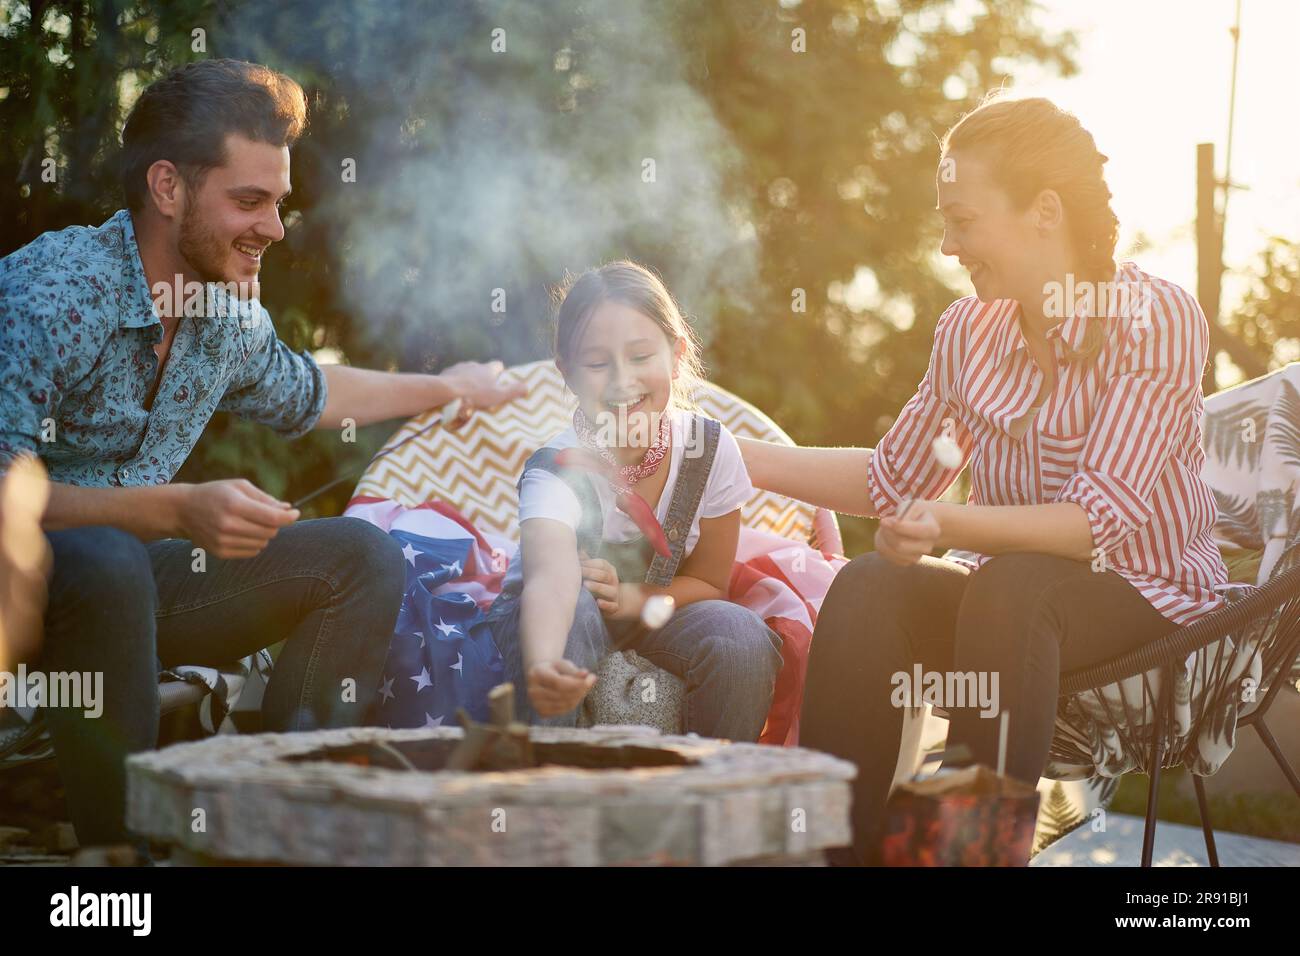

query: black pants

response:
[800,551,1179,864]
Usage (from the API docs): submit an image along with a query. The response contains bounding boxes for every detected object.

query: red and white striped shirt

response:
[866,261,1228,626]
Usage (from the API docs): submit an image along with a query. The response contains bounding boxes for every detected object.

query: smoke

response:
[222,0,757,363]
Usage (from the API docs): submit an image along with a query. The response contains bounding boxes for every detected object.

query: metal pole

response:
[1197,143,1221,395]
[1221,0,1243,231]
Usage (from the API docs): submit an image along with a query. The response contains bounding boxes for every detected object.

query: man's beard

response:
[177,204,234,283]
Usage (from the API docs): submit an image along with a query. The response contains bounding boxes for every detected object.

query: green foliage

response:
[1224,236,1300,376]
[1032,780,1083,855]
[1110,764,1300,845]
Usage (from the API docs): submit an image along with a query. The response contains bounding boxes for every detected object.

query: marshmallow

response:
[931,434,963,469]
[640,594,676,630]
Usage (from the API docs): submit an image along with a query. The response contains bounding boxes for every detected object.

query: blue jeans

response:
[36,517,405,848]
[492,588,783,741]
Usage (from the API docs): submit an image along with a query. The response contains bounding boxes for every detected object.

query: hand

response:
[441,361,528,423]
[176,479,299,560]
[0,456,51,671]
[579,552,644,620]
[875,498,943,566]
[526,659,597,717]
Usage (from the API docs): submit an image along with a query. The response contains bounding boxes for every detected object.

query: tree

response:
[1223,237,1300,375]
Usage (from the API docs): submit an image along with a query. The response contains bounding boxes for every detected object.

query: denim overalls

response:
[485,413,784,739]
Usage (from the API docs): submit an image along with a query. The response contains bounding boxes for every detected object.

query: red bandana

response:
[571,406,672,488]
[557,407,675,559]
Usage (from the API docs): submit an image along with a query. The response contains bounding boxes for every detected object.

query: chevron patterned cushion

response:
[354,359,825,546]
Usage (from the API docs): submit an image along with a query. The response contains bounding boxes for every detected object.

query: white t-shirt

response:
[502,409,753,591]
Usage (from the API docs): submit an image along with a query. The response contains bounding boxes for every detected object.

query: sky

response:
[1016,0,1297,315]
[842,0,1296,381]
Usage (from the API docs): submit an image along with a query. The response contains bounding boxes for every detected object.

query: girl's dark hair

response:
[121,58,307,210]
[943,94,1119,361]
[552,261,704,409]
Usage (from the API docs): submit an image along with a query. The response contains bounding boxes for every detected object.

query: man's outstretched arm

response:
[316,361,527,429]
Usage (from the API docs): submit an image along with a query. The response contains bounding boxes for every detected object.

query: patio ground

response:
[1031,813,1300,866]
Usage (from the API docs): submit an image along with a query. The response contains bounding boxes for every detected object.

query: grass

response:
[1109,766,1300,845]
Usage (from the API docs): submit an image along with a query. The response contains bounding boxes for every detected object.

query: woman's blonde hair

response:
[552,260,704,409]
[942,94,1119,362]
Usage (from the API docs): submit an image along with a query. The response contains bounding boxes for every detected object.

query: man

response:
[0,59,526,849]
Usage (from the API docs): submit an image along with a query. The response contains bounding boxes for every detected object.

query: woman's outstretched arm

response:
[877,499,1095,565]
[740,302,971,519]
[737,439,878,516]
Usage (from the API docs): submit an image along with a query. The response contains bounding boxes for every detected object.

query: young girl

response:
[739,95,1230,862]
[485,261,783,740]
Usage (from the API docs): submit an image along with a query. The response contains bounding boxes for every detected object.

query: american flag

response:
[346,498,510,728]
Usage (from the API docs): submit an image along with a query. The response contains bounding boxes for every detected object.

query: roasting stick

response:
[997,710,1011,777]
[290,399,465,510]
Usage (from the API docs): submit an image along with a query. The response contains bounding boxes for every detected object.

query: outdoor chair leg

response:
[1253,718,1300,798]
[1141,733,1166,866]
[1141,761,1163,867]
[1141,680,1169,868]
[1191,774,1220,867]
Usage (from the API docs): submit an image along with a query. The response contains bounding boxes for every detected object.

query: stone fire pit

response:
[126,725,855,866]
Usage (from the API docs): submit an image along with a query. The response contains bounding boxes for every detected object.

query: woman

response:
[739,95,1229,864]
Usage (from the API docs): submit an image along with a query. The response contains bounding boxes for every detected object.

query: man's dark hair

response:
[120,58,307,211]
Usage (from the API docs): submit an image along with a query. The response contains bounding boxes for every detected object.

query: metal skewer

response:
[290,400,463,510]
